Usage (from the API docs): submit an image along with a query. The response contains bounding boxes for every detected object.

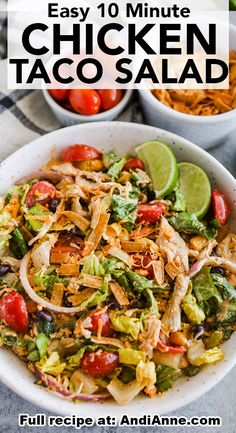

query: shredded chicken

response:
[139,313,161,357]
[161,274,190,333]
[156,217,189,274]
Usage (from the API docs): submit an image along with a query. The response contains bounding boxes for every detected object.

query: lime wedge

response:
[178,162,211,219]
[135,140,178,198]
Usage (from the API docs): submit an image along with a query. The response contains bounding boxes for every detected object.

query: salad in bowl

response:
[0,138,235,406]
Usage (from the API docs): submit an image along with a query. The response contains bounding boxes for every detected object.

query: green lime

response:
[135,140,178,198]
[178,162,211,219]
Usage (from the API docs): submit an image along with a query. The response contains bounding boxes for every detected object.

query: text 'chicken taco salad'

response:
[0,140,235,405]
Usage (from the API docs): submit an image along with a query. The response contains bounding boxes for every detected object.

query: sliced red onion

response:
[33,365,110,402]
[189,256,236,277]
[19,252,85,314]
[16,170,73,185]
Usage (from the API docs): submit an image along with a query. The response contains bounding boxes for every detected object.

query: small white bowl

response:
[139,24,236,150]
[42,88,133,126]
[1,121,236,417]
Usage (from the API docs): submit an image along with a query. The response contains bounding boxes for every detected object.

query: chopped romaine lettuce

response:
[110,313,142,339]
[204,331,223,349]
[119,348,146,365]
[192,268,222,304]
[26,205,52,232]
[211,274,236,300]
[80,276,109,308]
[67,347,87,367]
[38,351,66,375]
[35,333,49,359]
[168,212,217,239]
[182,365,200,377]
[108,158,126,180]
[81,253,105,277]
[168,184,186,212]
[188,346,224,366]
[216,299,236,324]
[0,234,10,251]
[155,365,181,392]
[107,377,143,405]
[182,293,205,324]
[111,192,138,226]
[136,360,156,388]
[103,149,121,168]
[9,228,28,258]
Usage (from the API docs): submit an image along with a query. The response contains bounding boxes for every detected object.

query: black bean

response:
[211,266,225,276]
[63,293,73,307]
[106,297,122,310]
[192,324,205,339]
[68,226,80,236]
[48,198,60,213]
[0,264,11,276]
[147,188,156,202]
[36,309,53,322]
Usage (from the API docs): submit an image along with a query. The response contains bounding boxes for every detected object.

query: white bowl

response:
[42,89,133,126]
[139,24,236,150]
[1,121,236,417]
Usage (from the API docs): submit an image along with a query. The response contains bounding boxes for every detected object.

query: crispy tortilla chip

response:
[51,251,70,264]
[109,282,129,306]
[57,263,80,276]
[62,211,90,232]
[82,212,110,257]
[91,336,125,348]
[121,240,150,253]
[68,288,95,306]
[50,282,64,306]
[78,274,104,289]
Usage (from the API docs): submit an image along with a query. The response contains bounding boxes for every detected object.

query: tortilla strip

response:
[78,274,104,289]
[50,283,64,306]
[57,263,80,276]
[82,213,110,257]
[165,262,181,280]
[91,336,125,348]
[108,246,133,267]
[62,211,90,232]
[68,288,95,306]
[109,282,129,306]
[51,251,70,264]
[121,240,150,253]
[152,259,164,286]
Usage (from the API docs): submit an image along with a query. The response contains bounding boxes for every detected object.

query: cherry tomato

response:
[137,202,165,224]
[0,292,28,333]
[97,90,123,111]
[211,189,230,226]
[156,340,186,353]
[87,308,113,336]
[63,144,102,162]
[133,253,154,279]
[81,351,119,377]
[124,158,145,171]
[48,89,69,102]
[69,89,101,115]
[52,234,84,255]
[26,181,56,209]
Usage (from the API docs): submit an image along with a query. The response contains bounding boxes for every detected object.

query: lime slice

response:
[178,162,211,219]
[135,140,178,198]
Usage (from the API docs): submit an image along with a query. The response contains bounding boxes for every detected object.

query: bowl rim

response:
[42,88,133,120]
[1,121,236,417]
[139,22,236,124]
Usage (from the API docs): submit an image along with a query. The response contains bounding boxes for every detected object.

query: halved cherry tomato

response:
[51,234,84,255]
[0,292,28,333]
[124,158,145,171]
[69,89,101,115]
[137,202,165,224]
[133,253,154,279]
[81,351,119,377]
[211,189,230,226]
[63,144,102,162]
[87,308,113,336]
[26,181,56,208]
[97,89,123,111]
[48,89,69,102]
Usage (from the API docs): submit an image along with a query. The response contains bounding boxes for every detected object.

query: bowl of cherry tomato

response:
[43,88,133,126]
